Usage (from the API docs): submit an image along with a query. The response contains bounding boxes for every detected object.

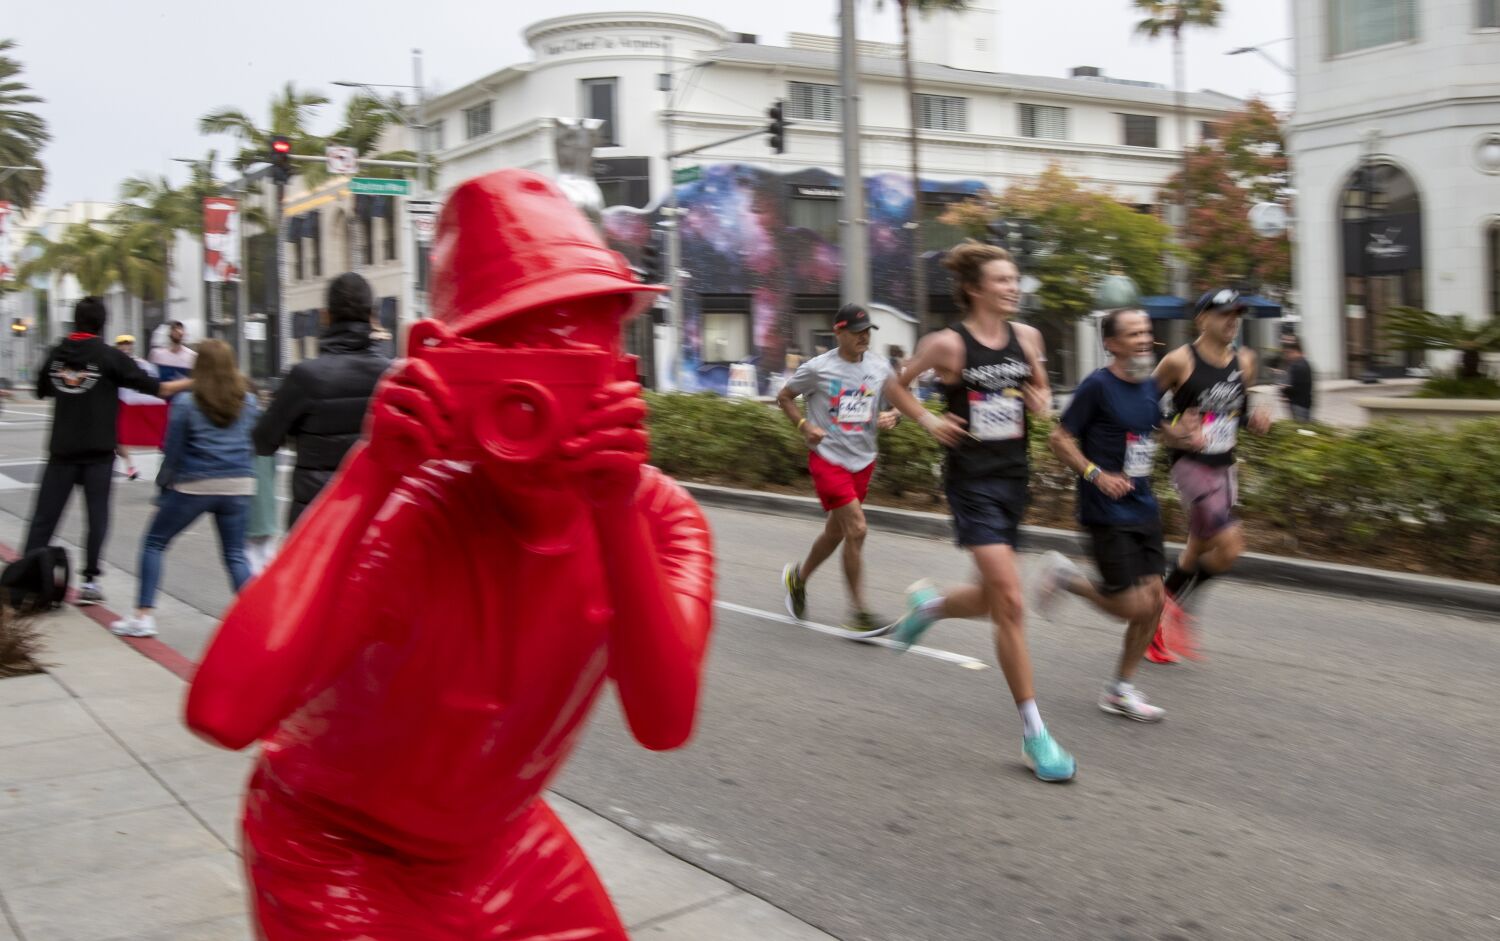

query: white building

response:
[1289,0,1500,378]
[420,6,1245,391]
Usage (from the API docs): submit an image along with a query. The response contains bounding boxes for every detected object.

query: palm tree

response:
[881,1,968,331]
[1132,1,1226,274]
[20,223,128,297]
[0,39,50,210]
[200,83,331,188]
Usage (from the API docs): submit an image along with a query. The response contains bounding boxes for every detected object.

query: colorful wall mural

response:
[603,165,986,394]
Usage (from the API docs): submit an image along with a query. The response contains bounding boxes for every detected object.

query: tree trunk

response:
[902,3,928,332]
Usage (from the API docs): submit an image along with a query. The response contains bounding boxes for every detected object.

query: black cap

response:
[1194,288,1245,316]
[833,303,878,333]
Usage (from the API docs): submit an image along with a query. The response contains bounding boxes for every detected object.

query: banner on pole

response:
[0,201,13,282]
[203,197,241,283]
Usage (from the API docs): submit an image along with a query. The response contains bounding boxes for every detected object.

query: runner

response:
[1149,288,1271,662]
[1037,308,1202,722]
[886,241,1075,783]
[778,303,913,633]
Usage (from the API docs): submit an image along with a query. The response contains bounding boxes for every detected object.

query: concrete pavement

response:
[0,605,836,940]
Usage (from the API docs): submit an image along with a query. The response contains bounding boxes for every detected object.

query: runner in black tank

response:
[886,241,1076,784]
[1149,288,1271,662]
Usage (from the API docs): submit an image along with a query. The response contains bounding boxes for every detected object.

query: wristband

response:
[1084,463,1101,483]
[797,418,807,430]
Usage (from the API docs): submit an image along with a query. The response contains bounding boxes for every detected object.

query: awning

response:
[1240,294,1283,318]
[1139,295,1186,320]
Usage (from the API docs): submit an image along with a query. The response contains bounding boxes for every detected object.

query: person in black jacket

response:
[1280,336,1315,423]
[253,272,390,529]
[25,296,192,603]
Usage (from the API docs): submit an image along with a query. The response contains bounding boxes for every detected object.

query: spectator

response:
[1281,337,1314,423]
[253,272,390,528]
[149,320,198,383]
[245,385,280,575]
[110,340,258,638]
[25,297,190,605]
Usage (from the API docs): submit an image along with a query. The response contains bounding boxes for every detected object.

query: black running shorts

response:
[1087,522,1166,595]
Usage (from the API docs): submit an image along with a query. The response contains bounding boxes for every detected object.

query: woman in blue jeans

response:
[112,340,259,638]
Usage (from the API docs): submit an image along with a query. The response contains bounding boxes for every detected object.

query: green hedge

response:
[644,392,1500,582]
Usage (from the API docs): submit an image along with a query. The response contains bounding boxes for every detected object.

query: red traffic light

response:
[271,137,292,154]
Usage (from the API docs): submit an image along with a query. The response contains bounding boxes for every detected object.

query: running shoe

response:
[1099,684,1166,723]
[841,610,882,634]
[77,582,105,606]
[889,579,943,651]
[1144,623,1179,663]
[1159,593,1203,662]
[109,615,157,638]
[782,563,807,620]
[1021,729,1077,783]
[1034,550,1082,620]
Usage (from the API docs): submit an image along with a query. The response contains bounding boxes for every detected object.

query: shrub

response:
[1414,375,1500,400]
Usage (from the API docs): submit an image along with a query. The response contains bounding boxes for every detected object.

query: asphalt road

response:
[1,399,1495,940]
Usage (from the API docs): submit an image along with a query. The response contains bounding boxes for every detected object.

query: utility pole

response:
[839,0,869,306]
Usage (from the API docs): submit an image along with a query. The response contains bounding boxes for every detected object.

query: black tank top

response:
[1169,343,1246,468]
[943,322,1032,481]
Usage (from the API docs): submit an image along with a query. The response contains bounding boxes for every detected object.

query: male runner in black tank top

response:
[886,241,1076,783]
[1149,288,1271,662]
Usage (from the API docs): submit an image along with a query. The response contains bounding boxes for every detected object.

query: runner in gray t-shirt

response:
[775,304,931,633]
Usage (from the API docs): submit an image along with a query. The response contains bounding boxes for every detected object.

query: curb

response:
[681,482,1500,617]
[0,541,197,681]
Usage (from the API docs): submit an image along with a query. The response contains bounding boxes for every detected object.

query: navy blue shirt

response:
[1060,368,1162,527]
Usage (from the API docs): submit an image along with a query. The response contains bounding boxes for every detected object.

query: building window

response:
[787,82,840,122]
[703,313,751,363]
[1200,120,1221,142]
[384,213,397,262]
[293,237,304,281]
[595,157,651,209]
[1019,104,1069,140]
[360,214,374,267]
[582,78,618,146]
[916,94,968,132]
[464,101,492,140]
[1328,0,1417,55]
[1121,114,1159,148]
[308,213,322,278]
[789,194,841,243]
[1482,0,1500,27]
[427,118,445,152]
[1489,222,1500,319]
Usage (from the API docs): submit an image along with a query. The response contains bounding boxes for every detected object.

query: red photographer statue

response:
[186,170,716,939]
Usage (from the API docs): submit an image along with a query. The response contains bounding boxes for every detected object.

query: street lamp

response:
[334,49,429,328]
[1226,41,1293,75]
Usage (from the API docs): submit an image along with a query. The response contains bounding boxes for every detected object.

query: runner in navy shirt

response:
[1037,309,1201,723]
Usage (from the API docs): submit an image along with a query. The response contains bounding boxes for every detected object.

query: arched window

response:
[1340,162,1423,376]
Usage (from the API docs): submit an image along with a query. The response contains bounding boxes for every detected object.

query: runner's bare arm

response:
[775,382,804,426]
[1016,322,1052,414]
[1049,424,1132,500]
[898,329,961,387]
[1240,347,1273,432]
[1153,346,1190,395]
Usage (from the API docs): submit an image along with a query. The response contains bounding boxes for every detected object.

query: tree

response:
[0,39,49,210]
[1382,306,1500,379]
[942,165,1172,325]
[1131,0,1226,278]
[878,0,969,331]
[19,223,135,297]
[200,83,331,187]
[1164,98,1291,295]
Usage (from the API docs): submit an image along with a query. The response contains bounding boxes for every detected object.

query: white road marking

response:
[713,599,988,670]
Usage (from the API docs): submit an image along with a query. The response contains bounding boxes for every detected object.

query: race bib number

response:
[836,391,874,425]
[1202,413,1239,454]
[970,391,1024,442]
[1124,432,1156,478]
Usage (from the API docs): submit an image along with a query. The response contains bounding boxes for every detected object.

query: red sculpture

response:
[186,170,715,939]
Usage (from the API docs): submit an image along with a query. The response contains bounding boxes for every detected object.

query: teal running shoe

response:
[1022,729,1077,783]
[889,579,943,651]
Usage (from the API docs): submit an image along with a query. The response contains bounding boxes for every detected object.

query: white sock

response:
[917,594,945,620]
[1018,698,1044,738]
[1111,678,1133,697]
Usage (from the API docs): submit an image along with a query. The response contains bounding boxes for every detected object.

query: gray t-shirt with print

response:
[785,349,893,472]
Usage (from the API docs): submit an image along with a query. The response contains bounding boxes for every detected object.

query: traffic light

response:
[640,231,664,284]
[269,136,293,185]
[766,100,787,155]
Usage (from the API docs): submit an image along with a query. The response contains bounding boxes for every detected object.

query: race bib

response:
[1124,432,1156,478]
[970,391,1024,442]
[1202,413,1239,454]
[836,390,874,425]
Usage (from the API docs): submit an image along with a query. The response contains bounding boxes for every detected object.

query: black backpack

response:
[1,546,71,612]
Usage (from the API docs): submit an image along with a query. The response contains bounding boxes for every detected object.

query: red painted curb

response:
[1,541,198,682]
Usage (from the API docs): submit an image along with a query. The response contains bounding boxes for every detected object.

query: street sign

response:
[408,199,440,244]
[326,146,358,175]
[243,321,267,342]
[349,177,411,196]
[672,165,702,185]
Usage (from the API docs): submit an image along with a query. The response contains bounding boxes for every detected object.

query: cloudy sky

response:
[9,0,1292,207]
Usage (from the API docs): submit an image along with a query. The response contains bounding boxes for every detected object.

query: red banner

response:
[0,201,12,282]
[203,197,241,283]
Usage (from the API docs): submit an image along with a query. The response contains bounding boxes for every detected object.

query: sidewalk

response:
[0,604,837,941]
